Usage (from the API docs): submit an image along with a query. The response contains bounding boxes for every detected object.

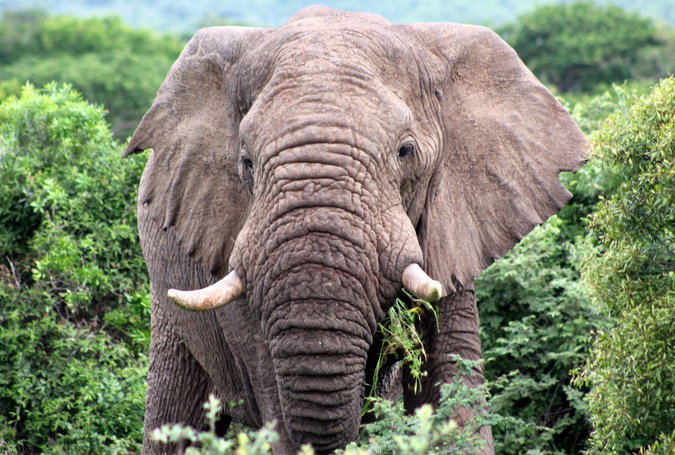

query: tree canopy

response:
[500,1,660,91]
[0,11,183,137]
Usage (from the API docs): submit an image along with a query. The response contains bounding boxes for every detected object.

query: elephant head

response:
[126,6,586,454]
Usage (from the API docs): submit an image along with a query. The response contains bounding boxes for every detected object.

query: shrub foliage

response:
[575,77,674,454]
[0,84,149,454]
[477,215,603,453]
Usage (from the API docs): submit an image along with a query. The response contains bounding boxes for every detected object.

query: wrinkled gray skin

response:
[125,6,587,455]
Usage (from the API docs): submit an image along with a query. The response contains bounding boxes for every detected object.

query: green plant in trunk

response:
[366,290,437,406]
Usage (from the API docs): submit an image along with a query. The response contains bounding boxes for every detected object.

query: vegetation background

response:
[1,0,674,31]
[0,1,672,454]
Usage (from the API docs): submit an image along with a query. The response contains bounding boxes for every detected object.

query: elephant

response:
[124,6,587,455]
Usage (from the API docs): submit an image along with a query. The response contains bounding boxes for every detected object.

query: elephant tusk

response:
[168,270,244,311]
[402,264,443,302]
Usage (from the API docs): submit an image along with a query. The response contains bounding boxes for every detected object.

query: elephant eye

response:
[238,152,255,192]
[398,143,415,159]
[241,156,254,170]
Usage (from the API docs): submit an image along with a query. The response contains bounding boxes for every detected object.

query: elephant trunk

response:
[268,299,369,452]
[259,240,375,453]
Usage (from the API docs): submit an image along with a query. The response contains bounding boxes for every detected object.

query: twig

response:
[6,256,21,290]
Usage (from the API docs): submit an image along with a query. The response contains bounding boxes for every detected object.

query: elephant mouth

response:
[167,263,441,310]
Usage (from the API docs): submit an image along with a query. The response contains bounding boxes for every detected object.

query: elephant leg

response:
[402,288,494,454]
[142,309,216,455]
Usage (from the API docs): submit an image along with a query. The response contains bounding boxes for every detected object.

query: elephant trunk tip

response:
[402,263,443,302]
[167,270,244,311]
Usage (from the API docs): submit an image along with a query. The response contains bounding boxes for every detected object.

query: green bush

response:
[0,83,148,313]
[0,287,147,454]
[564,82,651,136]
[477,215,605,454]
[575,77,674,454]
[472,81,663,454]
[0,84,149,453]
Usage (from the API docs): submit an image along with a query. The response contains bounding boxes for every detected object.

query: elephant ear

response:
[409,24,588,293]
[125,26,263,277]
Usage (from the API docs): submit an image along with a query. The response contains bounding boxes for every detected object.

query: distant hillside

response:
[1,0,674,32]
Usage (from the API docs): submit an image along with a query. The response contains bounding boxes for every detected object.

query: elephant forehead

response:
[276,31,386,70]
[240,78,412,145]
[276,26,414,81]
[239,18,422,101]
